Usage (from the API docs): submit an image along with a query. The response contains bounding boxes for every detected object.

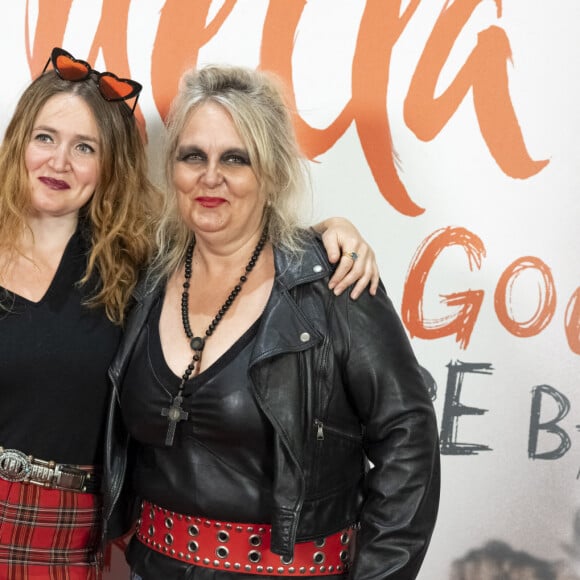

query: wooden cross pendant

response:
[161,390,189,446]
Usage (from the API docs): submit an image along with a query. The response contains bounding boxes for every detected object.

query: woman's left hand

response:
[313,217,380,299]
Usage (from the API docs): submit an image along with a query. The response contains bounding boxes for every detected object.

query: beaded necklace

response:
[161,230,268,446]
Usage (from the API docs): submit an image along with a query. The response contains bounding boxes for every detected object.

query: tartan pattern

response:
[0,477,102,579]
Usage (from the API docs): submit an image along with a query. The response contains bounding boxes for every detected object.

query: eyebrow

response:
[224,147,250,158]
[177,145,249,157]
[177,145,204,156]
[33,125,100,144]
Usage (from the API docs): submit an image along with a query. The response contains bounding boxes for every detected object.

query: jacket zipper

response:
[314,419,363,442]
[315,419,324,440]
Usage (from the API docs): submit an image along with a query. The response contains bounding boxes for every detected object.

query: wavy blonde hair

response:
[0,71,161,324]
[151,64,311,280]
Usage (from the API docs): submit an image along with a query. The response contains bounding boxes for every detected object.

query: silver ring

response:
[342,251,358,262]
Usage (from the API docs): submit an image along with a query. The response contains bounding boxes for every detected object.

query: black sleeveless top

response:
[0,229,122,465]
[120,293,274,520]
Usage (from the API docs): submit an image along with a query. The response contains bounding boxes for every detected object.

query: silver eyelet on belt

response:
[188,541,199,553]
[188,525,199,536]
[313,551,325,564]
[249,534,262,547]
[216,546,229,559]
[217,530,229,543]
[165,517,174,529]
[248,550,262,563]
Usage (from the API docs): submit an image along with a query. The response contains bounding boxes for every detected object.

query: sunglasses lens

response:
[99,74,137,100]
[54,54,90,81]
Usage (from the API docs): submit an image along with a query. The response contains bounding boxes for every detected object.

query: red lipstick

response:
[196,196,226,208]
[39,177,70,190]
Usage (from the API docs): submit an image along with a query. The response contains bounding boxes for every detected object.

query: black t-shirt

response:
[0,229,122,465]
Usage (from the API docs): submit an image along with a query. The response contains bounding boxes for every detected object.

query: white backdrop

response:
[1,1,579,578]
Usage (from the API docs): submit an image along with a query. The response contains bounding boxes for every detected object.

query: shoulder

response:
[272,229,334,289]
[274,228,331,267]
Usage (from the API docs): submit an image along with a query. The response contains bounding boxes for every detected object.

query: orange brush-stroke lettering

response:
[405,0,548,179]
[565,288,580,355]
[402,227,485,349]
[494,257,555,337]
[25,0,73,74]
[351,0,424,216]
[90,0,145,128]
[260,0,353,157]
[28,1,549,214]
[152,0,237,121]
[261,0,424,217]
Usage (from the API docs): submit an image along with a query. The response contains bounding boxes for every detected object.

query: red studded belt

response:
[136,500,356,576]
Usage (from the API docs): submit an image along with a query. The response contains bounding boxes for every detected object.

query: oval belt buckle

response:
[0,449,32,482]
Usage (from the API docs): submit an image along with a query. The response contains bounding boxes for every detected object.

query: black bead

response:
[190,336,205,351]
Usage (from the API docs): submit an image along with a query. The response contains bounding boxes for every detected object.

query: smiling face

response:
[172,101,265,245]
[24,92,101,221]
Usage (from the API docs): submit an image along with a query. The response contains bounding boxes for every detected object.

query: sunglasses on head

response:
[42,47,142,114]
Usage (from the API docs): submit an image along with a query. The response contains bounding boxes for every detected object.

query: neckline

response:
[0,229,82,307]
[148,292,262,392]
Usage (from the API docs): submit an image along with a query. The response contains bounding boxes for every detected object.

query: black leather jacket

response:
[103,235,440,579]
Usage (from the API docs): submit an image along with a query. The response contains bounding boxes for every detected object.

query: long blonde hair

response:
[151,64,311,281]
[0,71,161,324]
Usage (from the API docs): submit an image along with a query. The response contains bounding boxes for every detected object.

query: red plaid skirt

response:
[0,478,102,579]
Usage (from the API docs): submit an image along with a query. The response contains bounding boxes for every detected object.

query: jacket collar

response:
[272,234,332,290]
[250,236,331,367]
[129,234,333,368]
[132,231,331,298]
